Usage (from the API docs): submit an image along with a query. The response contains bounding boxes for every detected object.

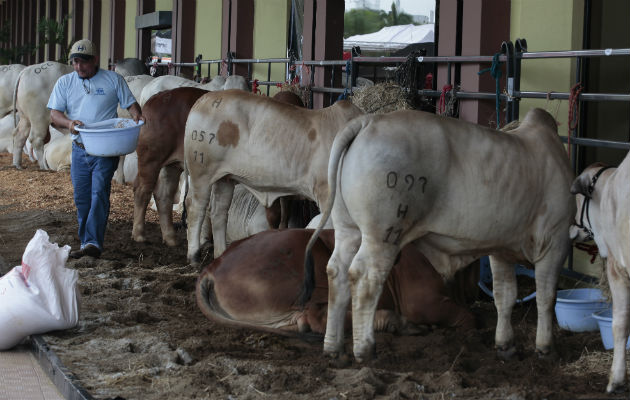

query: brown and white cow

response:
[132,86,210,246]
[133,88,308,246]
[12,61,73,169]
[184,90,364,263]
[301,108,575,362]
[570,160,630,394]
[197,229,475,335]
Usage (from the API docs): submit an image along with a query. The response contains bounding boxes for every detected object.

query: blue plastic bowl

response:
[592,309,630,350]
[555,288,610,332]
[477,257,536,303]
[76,118,144,157]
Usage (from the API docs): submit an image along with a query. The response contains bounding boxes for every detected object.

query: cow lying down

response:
[196,229,474,335]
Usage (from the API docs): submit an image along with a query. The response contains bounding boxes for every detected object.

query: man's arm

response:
[50,109,83,134]
[127,102,145,124]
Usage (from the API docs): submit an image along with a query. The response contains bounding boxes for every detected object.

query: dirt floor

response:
[0,152,626,400]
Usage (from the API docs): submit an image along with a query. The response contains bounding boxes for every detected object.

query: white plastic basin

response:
[76,118,143,157]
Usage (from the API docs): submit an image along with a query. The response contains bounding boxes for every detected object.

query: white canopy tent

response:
[343,23,434,52]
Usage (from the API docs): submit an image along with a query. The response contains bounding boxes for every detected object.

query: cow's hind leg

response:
[209,179,235,259]
[30,120,49,169]
[533,242,567,356]
[605,257,630,393]
[153,165,183,246]
[11,118,29,169]
[186,177,213,265]
[349,238,398,362]
[132,160,162,243]
[489,255,517,358]
[324,227,360,360]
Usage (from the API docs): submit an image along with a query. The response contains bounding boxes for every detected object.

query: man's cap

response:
[70,39,97,60]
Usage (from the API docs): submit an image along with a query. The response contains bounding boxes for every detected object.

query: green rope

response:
[338,59,351,101]
[478,52,503,128]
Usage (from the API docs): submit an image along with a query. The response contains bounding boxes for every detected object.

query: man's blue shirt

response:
[47,68,137,141]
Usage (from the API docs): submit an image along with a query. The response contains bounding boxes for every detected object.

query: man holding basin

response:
[48,39,144,259]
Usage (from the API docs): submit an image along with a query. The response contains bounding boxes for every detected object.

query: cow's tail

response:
[196,270,302,337]
[297,116,367,306]
[12,67,27,128]
[180,168,189,229]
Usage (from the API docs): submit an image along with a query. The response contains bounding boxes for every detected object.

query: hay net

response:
[350,82,414,114]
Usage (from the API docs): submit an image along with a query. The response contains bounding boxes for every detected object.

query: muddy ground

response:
[0,153,625,400]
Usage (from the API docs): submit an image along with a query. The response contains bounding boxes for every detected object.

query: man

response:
[48,39,144,259]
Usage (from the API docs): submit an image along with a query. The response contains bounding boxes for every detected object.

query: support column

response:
[172,0,196,78]
[459,0,510,127]
[136,0,155,62]
[26,0,38,64]
[71,0,84,43]
[436,0,459,115]
[110,0,125,68]
[221,0,253,77]
[89,0,102,56]
[47,0,57,60]
[37,0,46,62]
[12,0,19,57]
[303,0,344,109]
[60,0,68,56]
[18,0,25,63]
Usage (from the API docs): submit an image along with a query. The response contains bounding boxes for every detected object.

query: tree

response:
[385,3,415,26]
[344,4,417,38]
[0,21,36,64]
[38,15,72,63]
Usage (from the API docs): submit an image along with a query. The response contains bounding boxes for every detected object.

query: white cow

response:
[570,160,630,394]
[43,127,71,171]
[303,108,575,362]
[200,75,226,91]
[184,90,364,263]
[0,64,26,117]
[117,74,154,119]
[0,113,15,153]
[224,184,269,245]
[138,75,200,106]
[12,61,73,169]
[113,74,155,184]
[221,75,249,91]
[114,58,149,77]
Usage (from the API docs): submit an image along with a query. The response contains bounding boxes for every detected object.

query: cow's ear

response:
[570,174,591,197]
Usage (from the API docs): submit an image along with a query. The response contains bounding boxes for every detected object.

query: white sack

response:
[0,229,80,350]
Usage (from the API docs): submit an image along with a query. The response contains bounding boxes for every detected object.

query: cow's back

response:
[139,75,200,106]
[185,90,363,204]
[0,64,25,116]
[336,109,573,269]
[17,62,73,127]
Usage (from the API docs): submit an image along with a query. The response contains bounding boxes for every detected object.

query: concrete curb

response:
[30,335,94,400]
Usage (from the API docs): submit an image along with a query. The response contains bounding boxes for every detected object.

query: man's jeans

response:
[70,142,118,250]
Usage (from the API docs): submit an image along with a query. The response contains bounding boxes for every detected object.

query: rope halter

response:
[574,166,613,241]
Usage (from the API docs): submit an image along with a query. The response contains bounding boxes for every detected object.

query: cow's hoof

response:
[354,346,377,364]
[188,251,201,267]
[328,353,351,368]
[535,346,556,360]
[164,237,177,247]
[132,233,146,243]
[606,380,626,394]
[13,164,22,170]
[495,344,516,360]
